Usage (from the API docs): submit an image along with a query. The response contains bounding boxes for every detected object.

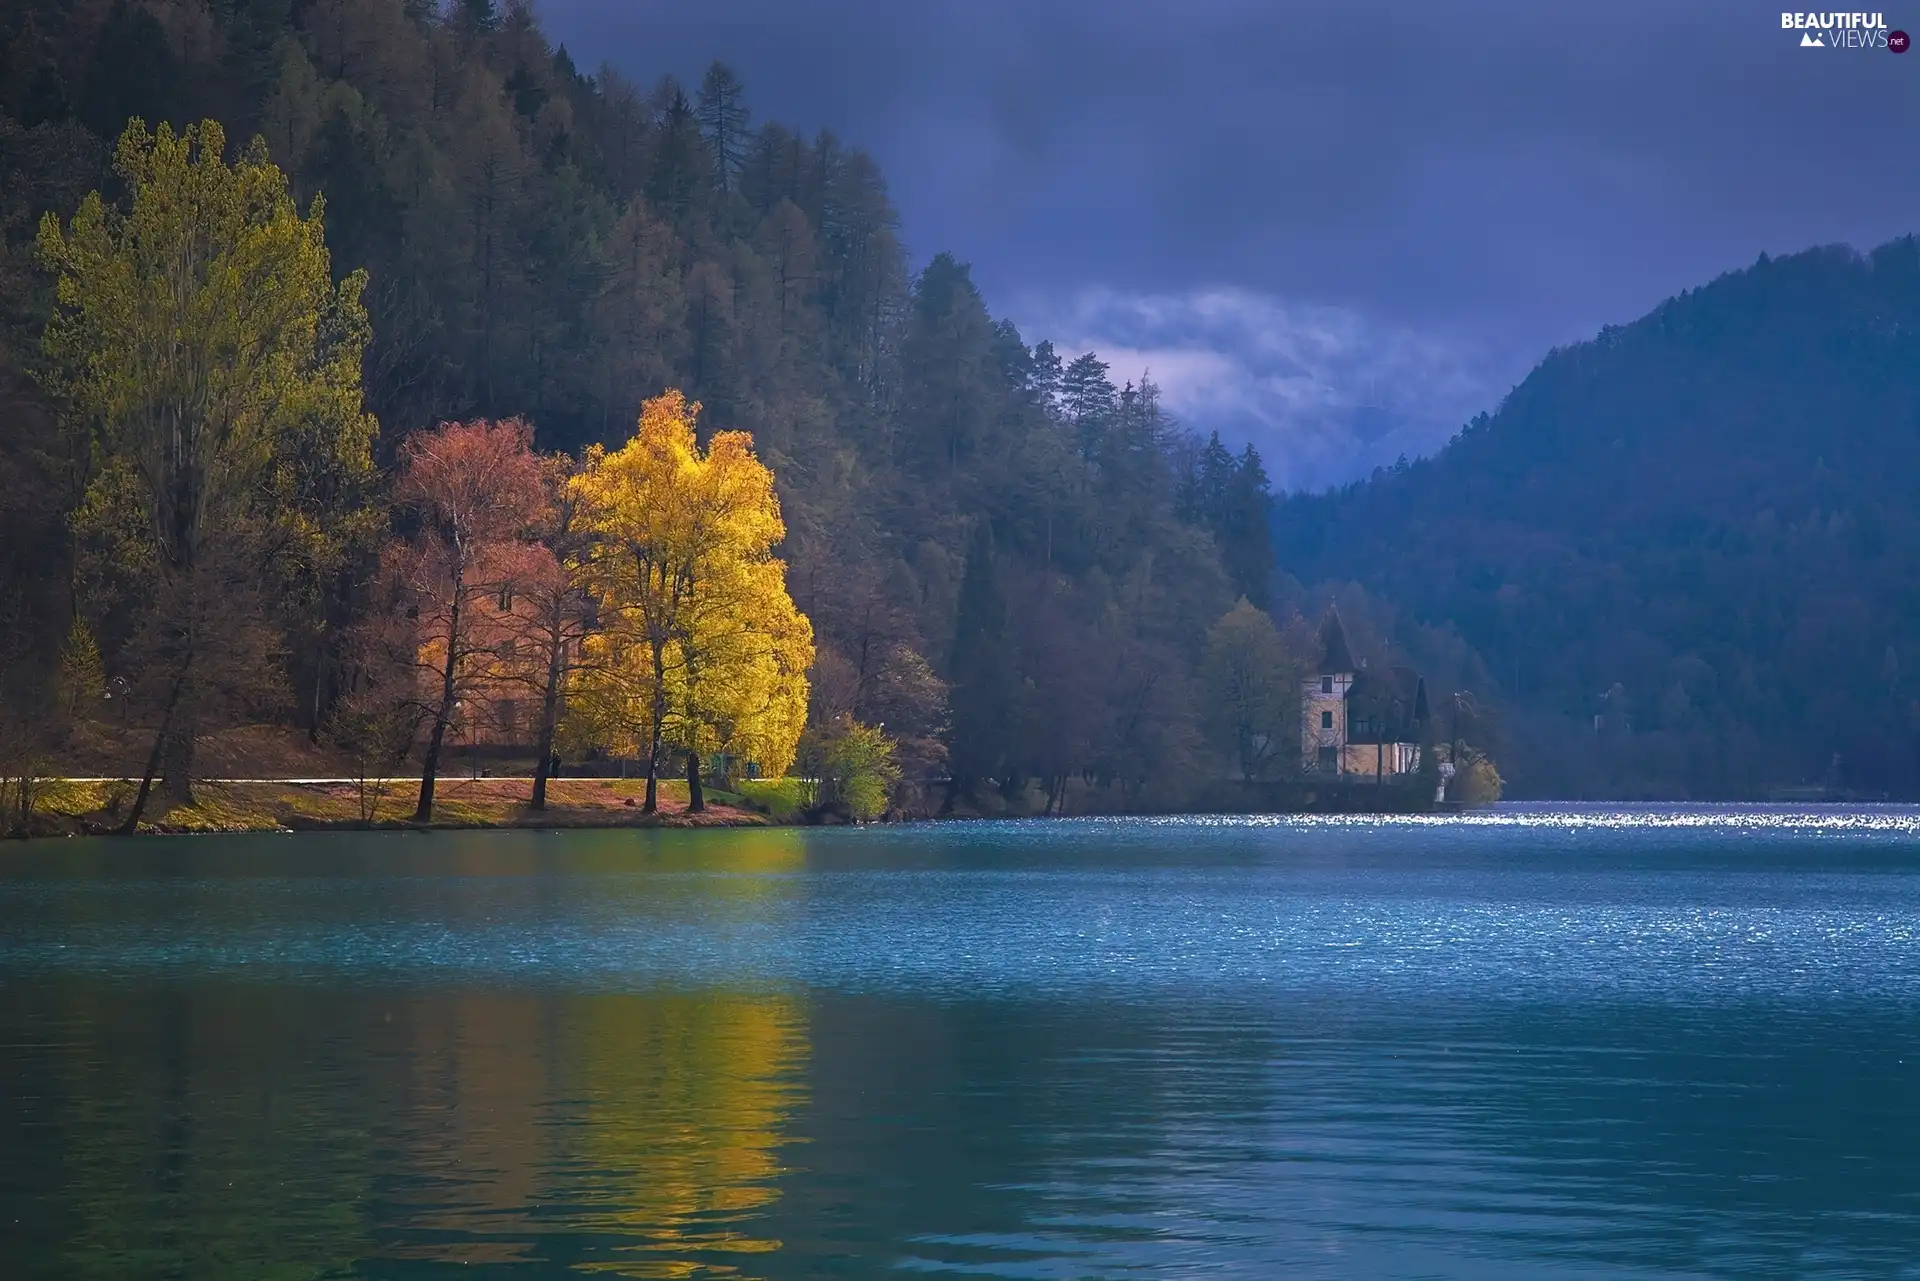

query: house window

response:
[1321,710,1333,730]
[497,585,514,612]
[1321,676,1333,694]
[1318,745,1338,769]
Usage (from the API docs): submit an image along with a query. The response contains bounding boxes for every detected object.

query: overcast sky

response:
[542,0,1920,490]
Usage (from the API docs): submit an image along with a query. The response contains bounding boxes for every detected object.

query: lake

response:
[3,807,1919,1279]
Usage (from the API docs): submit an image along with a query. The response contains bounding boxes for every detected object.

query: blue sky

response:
[542,0,1920,490]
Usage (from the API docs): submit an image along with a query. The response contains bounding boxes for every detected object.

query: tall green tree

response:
[945,523,1018,803]
[1222,443,1275,608]
[37,118,376,821]
[898,253,998,475]
[1201,599,1306,781]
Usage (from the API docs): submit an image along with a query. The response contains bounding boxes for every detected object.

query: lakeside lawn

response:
[15,775,808,836]
[3,724,815,837]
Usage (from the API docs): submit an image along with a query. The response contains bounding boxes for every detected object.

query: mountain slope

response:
[0,0,1279,809]
[1272,240,1920,798]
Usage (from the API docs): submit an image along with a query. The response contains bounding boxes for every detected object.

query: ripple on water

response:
[3,808,1920,1279]
[1,806,1918,1006]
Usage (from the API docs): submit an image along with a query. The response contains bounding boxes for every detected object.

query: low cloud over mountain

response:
[1020,287,1505,491]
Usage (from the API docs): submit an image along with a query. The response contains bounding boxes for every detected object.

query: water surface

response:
[3,806,1919,1278]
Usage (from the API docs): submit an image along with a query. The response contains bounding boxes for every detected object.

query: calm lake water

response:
[4,807,1920,1280]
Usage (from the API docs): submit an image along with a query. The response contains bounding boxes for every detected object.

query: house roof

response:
[1348,663,1426,708]
[1319,611,1357,674]
[1345,665,1430,743]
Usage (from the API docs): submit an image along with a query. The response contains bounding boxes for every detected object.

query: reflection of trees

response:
[29,988,376,1280]
[380,993,558,1266]
[7,980,810,1279]
[564,992,808,1277]
[553,827,808,880]
[366,986,811,1274]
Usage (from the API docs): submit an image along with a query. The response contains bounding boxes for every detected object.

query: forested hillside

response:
[1274,240,1920,799]
[0,0,1281,812]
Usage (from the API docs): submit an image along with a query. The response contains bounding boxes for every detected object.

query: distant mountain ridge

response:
[1271,238,1920,798]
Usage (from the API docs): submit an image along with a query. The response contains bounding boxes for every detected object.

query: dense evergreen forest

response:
[1274,240,1920,799]
[0,0,1289,816]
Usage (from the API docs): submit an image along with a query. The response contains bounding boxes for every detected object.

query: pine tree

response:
[648,84,705,223]
[458,0,501,35]
[898,254,998,474]
[1223,444,1275,609]
[696,62,750,194]
[945,523,1017,803]
[1029,340,1063,418]
[57,616,105,721]
[1061,352,1114,465]
[1189,431,1234,525]
[78,0,184,141]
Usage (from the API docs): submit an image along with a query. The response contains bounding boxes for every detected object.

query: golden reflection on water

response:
[370,833,813,1273]
[566,992,808,1277]
[540,827,809,879]
[42,986,811,1278]
[23,828,815,1278]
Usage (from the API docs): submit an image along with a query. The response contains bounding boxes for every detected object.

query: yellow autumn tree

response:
[673,551,813,796]
[569,391,812,812]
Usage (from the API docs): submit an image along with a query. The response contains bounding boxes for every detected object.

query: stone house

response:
[1301,611,1430,777]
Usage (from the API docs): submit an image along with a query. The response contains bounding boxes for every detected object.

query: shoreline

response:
[6,776,777,839]
[5,767,1465,840]
[5,788,1905,842]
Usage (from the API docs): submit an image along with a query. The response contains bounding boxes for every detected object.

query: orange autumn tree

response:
[568,391,812,812]
[503,451,598,812]
[390,418,546,821]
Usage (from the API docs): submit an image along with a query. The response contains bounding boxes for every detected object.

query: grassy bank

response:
[12,776,773,838]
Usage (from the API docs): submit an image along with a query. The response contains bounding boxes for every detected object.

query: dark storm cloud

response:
[542,0,1920,487]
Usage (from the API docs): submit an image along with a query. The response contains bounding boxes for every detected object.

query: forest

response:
[0,0,1314,825]
[1273,240,1920,799]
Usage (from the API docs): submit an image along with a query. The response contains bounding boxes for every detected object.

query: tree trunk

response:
[686,748,704,813]
[155,611,197,808]
[414,709,447,822]
[309,657,325,745]
[160,706,196,806]
[643,721,661,813]
[122,724,168,834]
[415,582,463,822]
[643,641,666,813]
[121,673,185,834]
[530,632,565,811]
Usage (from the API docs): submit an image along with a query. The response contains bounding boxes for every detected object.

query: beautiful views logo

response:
[1781,12,1906,49]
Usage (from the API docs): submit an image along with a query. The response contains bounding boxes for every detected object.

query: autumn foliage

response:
[567,391,812,812]
[3,25,1300,825]
[359,396,812,821]
[386,417,547,820]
